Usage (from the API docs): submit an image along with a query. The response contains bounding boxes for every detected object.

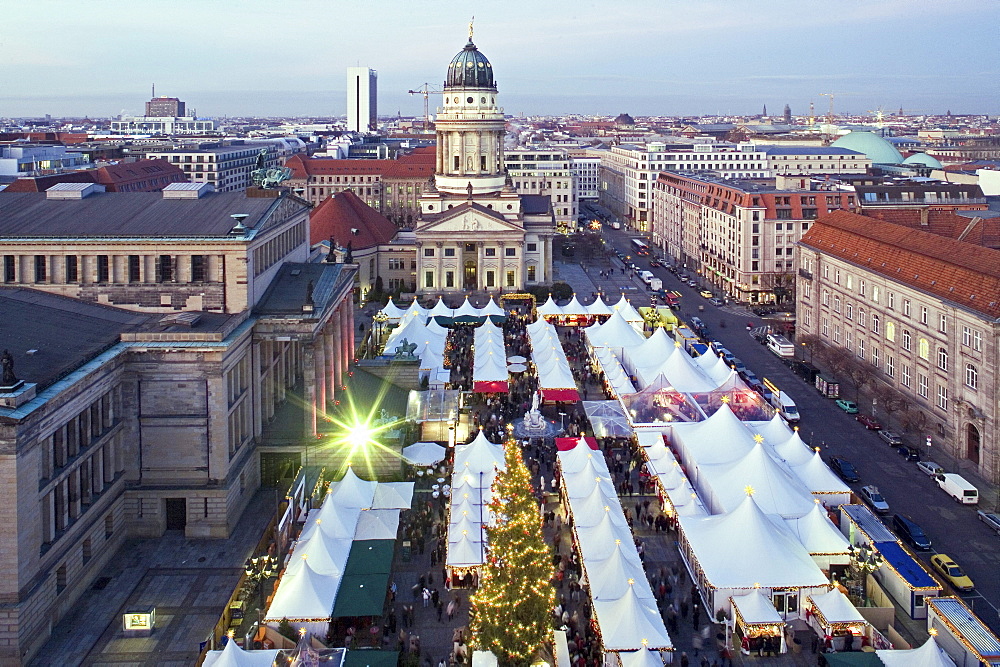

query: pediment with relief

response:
[417,205,523,235]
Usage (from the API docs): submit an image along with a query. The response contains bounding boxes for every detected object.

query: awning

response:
[473,380,508,393]
[342,650,400,667]
[331,572,390,618]
[343,540,395,575]
[555,437,599,451]
[540,388,580,402]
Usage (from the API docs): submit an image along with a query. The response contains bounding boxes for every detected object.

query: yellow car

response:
[700,290,714,299]
[930,554,974,592]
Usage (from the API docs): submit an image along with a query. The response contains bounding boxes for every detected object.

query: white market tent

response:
[587,540,652,601]
[454,296,483,320]
[402,297,429,321]
[561,294,590,317]
[592,348,636,396]
[284,532,351,578]
[401,441,447,467]
[587,295,614,318]
[371,482,414,510]
[536,295,565,318]
[695,442,816,517]
[354,509,401,541]
[670,404,758,467]
[808,589,867,627]
[877,636,957,667]
[592,586,673,651]
[377,300,408,322]
[782,503,851,568]
[731,590,784,625]
[299,503,362,542]
[612,294,645,327]
[585,310,645,353]
[446,430,505,571]
[428,296,455,320]
[203,639,280,667]
[677,493,829,615]
[622,327,675,375]
[617,648,669,667]
[755,413,795,445]
[789,451,852,504]
[264,560,340,636]
[480,296,506,320]
[771,430,815,467]
[329,467,377,509]
[633,345,718,393]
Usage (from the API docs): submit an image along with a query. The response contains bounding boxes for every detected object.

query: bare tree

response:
[872,383,905,429]
[845,359,880,402]
[901,405,928,435]
[797,334,824,364]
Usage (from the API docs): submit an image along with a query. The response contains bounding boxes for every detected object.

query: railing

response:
[798,268,813,280]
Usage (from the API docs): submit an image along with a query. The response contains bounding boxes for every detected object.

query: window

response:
[128,255,141,282]
[65,255,78,283]
[485,270,495,288]
[833,324,841,343]
[918,373,928,398]
[887,292,895,310]
[444,248,455,257]
[886,355,895,378]
[966,363,978,389]
[920,306,928,325]
[902,329,911,351]
[918,338,929,359]
[56,565,67,594]
[505,247,516,257]
[835,269,841,285]
[871,314,880,334]
[872,286,880,303]
[936,385,948,411]
[158,255,173,282]
[962,326,972,347]
[445,271,454,288]
[857,338,865,359]
[82,538,92,564]
[846,275,852,289]
[388,258,405,270]
[937,348,948,371]
[901,365,911,388]
[424,271,433,288]
[870,346,880,367]
[845,331,853,351]
[506,270,515,287]
[903,299,911,317]
[527,265,536,281]
[858,309,867,329]
[527,243,537,252]
[973,329,982,352]
[34,255,46,282]
[484,247,496,257]
[885,321,895,341]
[859,279,866,297]
[821,290,829,306]
[833,295,841,313]
[845,303,853,320]
[423,248,434,257]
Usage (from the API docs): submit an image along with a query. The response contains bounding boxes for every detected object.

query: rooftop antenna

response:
[152,83,155,98]
[229,213,249,234]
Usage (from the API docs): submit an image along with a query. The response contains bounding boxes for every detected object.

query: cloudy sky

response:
[1,0,997,118]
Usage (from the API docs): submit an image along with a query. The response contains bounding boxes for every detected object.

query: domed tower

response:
[433,30,506,196]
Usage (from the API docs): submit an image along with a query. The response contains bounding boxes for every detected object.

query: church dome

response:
[446,40,495,89]
[901,152,943,169]
[831,131,904,165]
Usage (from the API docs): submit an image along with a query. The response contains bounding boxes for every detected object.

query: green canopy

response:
[343,540,395,575]
[343,649,400,667]
[823,652,884,667]
[332,572,390,618]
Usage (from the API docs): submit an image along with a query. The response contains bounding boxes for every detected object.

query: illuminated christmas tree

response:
[469,434,555,665]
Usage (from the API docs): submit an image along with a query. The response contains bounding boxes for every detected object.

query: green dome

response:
[446,40,495,90]
[831,131,904,165]
[902,152,943,169]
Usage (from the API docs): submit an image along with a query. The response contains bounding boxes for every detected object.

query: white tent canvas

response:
[354,509,401,540]
[428,296,455,319]
[203,640,280,667]
[447,532,486,568]
[377,300,408,322]
[617,648,668,667]
[454,296,482,319]
[781,503,850,557]
[696,442,816,517]
[329,467,377,509]
[731,591,784,625]
[585,310,645,350]
[454,430,506,474]
[536,295,565,317]
[592,586,672,651]
[300,504,362,542]
[480,296,505,318]
[587,296,613,317]
[561,294,589,316]
[808,589,867,625]
[265,559,339,628]
[401,442,447,467]
[877,636,956,667]
[285,533,351,578]
[587,542,651,601]
[371,482,415,510]
[790,451,852,500]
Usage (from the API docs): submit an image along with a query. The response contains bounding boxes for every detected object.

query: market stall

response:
[806,589,870,652]
[730,591,786,656]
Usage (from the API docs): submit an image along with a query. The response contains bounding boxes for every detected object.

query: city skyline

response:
[1,0,998,118]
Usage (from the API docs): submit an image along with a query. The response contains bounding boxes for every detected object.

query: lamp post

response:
[245,554,279,620]
[847,544,883,604]
[372,311,388,357]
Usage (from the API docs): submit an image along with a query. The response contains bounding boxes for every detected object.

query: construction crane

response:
[407,83,443,132]
[819,92,836,124]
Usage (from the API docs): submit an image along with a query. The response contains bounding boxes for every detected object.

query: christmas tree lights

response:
[469,435,555,665]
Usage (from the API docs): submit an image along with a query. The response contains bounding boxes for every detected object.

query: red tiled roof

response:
[800,210,1000,319]
[309,189,398,249]
[860,208,1000,249]
[2,171,95,192]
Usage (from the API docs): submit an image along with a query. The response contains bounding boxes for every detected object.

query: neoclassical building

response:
[414,33,556,295]
[0,182,355,663]
[797,210,998,483]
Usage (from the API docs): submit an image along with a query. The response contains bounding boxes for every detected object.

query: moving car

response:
[856,414,882,430]
[835,399,859,414]
[917,461,944,477]
[977,510,1000,536]
[897,445,921,461]
[687,279,698,287]
[828,456,860,483]
[700,290,713,299]
[859,485,889,514]
[930,554,974,592]
[709,297,724,307]
[648,259,661,267]
[892,514,932,550]
[878,430,903,446]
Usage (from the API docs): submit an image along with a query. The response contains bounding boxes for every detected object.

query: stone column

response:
[303,341,317,438]
[347,302,355,368]
[435,242,443,291]
[332,311,343,391]
[324,325,336,404]
[477,242,485,291]
[314,334,326,416]
[497,241,505,291]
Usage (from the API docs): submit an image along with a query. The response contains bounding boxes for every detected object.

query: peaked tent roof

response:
[587,542,652,601]
[626,327,675,370]
[285,532,351,578]
[480,296,505,318]
[203,639,280,667]
[671,403,757,465]
[301,503,362,542]
[677,494,829,589]
[731,590,784,625]
[330,467,377,509]
[561,294,589,316]
[772,431,815,467]
[877,636,957,667]
[808,588,867,626]
[371,482,414,510]
[453,296,482,319]
[613,295,645,325]
[536,295,565,317]
[454,429,506,474]
[354,509,401,541]
[781,502,851,555]
[585,310,645,349]
[428,296,455,318]
[264,559,339,623]
[592,585,673,651]
[756,413,795,446]
[587,296,614,317]
[698,441,816,517]
[617,648,669,667]
[378,300,408,321]
[791,451,852,496]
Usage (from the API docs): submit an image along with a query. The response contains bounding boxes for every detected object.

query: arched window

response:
[885,321,895,341]
[937,347,948,371]
[965,363,978,389]
[918,338,929,360]
[871,314,880,334]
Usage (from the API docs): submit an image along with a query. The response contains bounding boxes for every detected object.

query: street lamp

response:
[372,311,388,356]
[847,543,883,604]
[245,554,278,606]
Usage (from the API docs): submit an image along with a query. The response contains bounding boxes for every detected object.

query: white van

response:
[935,473,979,504]
[766,334,795,358]
[639,270,654,284]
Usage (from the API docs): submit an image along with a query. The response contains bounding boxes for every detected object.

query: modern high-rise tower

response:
[346,66,377,132]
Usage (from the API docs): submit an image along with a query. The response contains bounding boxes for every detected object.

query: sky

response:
[1,0,998,119]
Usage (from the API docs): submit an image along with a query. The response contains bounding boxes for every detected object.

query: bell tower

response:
[433,28,506,196]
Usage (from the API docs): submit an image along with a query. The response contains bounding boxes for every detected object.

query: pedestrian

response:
[422,587,431,608]
[447,598,456,621]
[436,599,443,622]
[692,634,703,656]
[680,651,689,667]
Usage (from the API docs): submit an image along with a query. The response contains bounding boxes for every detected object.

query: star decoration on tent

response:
[745,485,756,496]
[720,395,730,403]
[753,433,765,444]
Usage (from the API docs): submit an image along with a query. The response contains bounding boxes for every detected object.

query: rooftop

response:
[254,262,352,317]
[309,189,399,248]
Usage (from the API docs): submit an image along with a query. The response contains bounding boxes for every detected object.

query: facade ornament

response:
[0,349,18,387]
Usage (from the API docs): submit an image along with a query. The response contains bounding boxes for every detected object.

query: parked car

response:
[687,279,698,287]
[978,510,1000,536]
[878,430,903,446]
[700,290,714,299]
[897,445,921,461]
[856,414,882,430]
[835,399,859,414]
[860,485,889,513]
[678,273,689,281]
[829,456,860,483]
[730,358,748,375]
[917,461,944,477]
[892,514,932,550]
[930,554,974,592]
[648,259,661,267]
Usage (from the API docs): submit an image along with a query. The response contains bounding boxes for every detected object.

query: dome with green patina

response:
[902,152,943,169]
[446,40,495,90]
[831,131,904,165]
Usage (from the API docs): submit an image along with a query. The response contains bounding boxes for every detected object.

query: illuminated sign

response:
[123,609,156,632]
[763,378,780,395]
